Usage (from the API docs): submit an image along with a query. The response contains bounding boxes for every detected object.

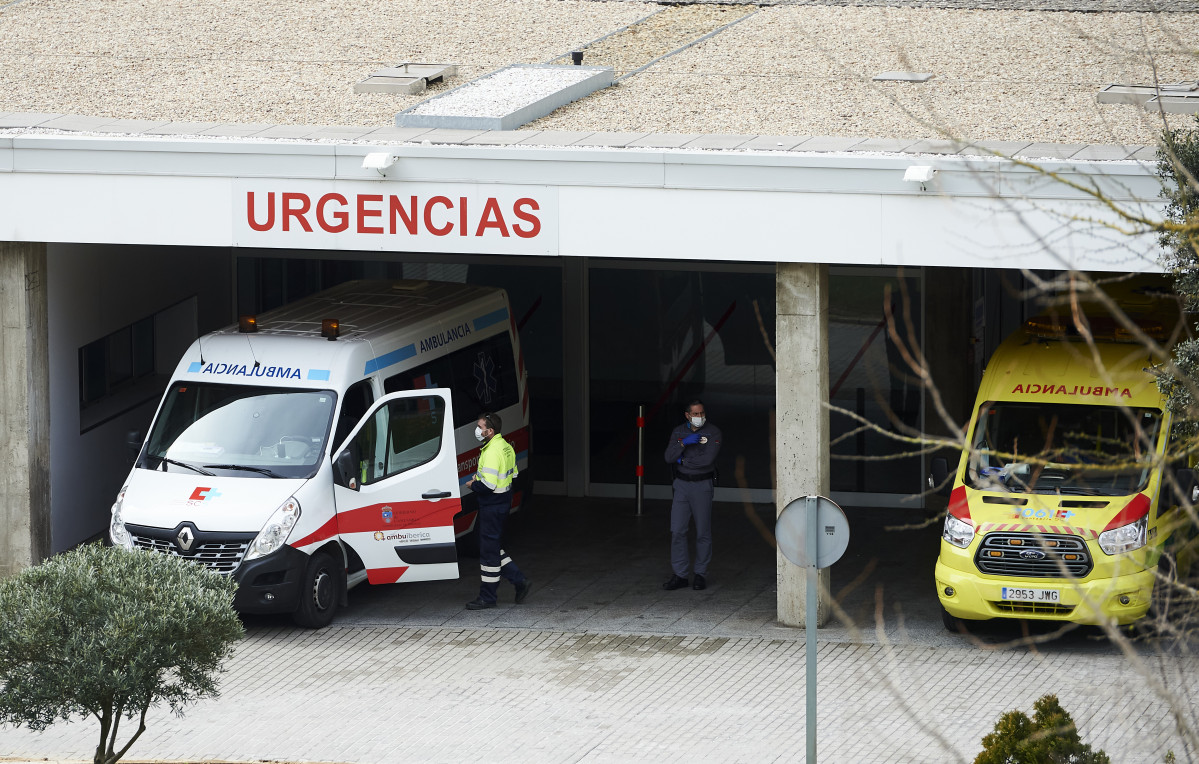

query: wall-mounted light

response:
[362,152,398,175]
[903,165,937,191]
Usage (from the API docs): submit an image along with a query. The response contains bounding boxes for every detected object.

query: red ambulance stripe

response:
[1104,494,1150,532]
[367,566,409,585]
[458,445,482,477]
[453,509,478,536]
[290,516,339,550]
[980,522,1099,539]
[948,486,971,523]
[337,499,460,533]
[504,425,531,459]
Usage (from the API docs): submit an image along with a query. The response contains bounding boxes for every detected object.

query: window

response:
[79,316,155,407]
[334,379,375,451]
[142,383,336,480]
[966,402,1162,496]
[77,297,199,434]
[348,395,446,485]
[384,333,518,427]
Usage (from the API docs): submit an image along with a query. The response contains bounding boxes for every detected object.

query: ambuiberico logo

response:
[373,530,432,543]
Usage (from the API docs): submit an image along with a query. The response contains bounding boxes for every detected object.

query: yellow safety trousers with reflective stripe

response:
[476,433,518,493]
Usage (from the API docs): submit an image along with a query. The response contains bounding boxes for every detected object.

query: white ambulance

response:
[108,279,531,627]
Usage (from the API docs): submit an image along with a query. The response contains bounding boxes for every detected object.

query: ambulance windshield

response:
[139,383,336,479]
[966,402,1162,495]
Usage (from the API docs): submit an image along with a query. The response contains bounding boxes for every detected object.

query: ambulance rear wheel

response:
[293,550,339,629]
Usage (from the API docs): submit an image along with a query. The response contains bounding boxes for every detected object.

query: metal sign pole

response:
[775,494,848,764]
[805,495,818,763]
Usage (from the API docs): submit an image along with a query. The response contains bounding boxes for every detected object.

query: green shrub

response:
[975,694,1110,764]
[0,543,244,764]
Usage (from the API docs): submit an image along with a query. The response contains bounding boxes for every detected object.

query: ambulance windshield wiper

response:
[158,457,214,476]
[204,464,285,478]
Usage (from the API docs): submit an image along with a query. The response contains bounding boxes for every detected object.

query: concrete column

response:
[562,257,589,497]
[775,262,830,627]
[0,241,51,578]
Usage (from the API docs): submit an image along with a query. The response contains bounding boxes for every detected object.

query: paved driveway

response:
[1,498,1194,762]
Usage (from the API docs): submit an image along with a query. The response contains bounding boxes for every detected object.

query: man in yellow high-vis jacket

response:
[465,411,531,610]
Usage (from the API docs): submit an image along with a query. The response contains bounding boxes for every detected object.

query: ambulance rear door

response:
[332,389,461,584]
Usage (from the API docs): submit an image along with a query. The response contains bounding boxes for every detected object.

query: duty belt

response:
[675,471,715,482]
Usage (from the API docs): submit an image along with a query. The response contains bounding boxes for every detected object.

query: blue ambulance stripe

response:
[188,362,202,373]
[472,308,509,332]
[364,344,417,375]
[307,369,331,381]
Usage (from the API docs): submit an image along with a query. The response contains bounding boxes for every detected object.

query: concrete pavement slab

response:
[1,500,1194,763]
[0,625,1192,763]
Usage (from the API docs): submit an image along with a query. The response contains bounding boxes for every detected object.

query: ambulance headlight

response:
[1098,515,1147,555]
[109,487,133,550]
[942,513,975,548]
[245,497,301,561]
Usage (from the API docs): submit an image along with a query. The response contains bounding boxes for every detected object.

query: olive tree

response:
[0,543,244,764]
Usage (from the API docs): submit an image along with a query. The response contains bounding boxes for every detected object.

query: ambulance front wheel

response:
[1148,552,1177,622]
[941,605,966,633]
[293,550,340,629]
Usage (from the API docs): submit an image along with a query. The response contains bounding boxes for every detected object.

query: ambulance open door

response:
[331,389,461,584]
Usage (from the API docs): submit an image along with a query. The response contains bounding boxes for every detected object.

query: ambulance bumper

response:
[935,558,1154,626]
[232,545,309,614]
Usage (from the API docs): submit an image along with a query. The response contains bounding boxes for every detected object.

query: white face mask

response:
[690,416,706,428]
[474,426,486,442]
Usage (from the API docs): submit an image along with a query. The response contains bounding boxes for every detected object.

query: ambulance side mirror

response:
[929,457,953,498]
[125,430,143,466]
[1172,468,1198,506]
[333,450,359,491]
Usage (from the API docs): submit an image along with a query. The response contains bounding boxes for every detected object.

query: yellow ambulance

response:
[932,279,1192,629]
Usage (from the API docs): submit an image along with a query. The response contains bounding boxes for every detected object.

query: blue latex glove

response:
[681,433,702,445]
[677,458,683,464]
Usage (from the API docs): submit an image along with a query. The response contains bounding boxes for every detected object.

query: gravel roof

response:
[1,0,1197,147]
[532,5,1199,145]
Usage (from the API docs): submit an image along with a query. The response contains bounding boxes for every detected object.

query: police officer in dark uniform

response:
[662,399,722,591]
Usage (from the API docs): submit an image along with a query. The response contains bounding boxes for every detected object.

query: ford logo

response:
[1019,549,1046,560]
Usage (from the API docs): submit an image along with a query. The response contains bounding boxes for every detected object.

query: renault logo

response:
[176,526,195,552]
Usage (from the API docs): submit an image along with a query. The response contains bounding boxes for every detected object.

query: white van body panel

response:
[120,470,305,533]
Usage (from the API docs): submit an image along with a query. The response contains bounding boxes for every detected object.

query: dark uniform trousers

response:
[477,493,526,604]
[671,477,714,578]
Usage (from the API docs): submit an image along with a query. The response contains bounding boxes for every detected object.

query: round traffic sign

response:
[776,495,850,569]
